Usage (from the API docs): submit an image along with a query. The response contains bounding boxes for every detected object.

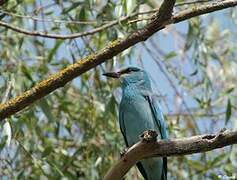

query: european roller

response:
[103,66,168,180]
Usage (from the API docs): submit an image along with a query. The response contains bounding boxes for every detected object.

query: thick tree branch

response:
[0,0,237,120]
[104,129,237,180]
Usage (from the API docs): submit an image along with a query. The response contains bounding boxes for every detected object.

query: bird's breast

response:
[120,95,156,145]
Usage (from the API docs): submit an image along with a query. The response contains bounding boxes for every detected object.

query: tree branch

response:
[0,18,123,39]
[0,9,157,40]
[104,129,237,180]
[0,0,237,120]
[0,9,158,25]
[173,0,237,23]
[0,1,210,39]
[0,0,207,27]
[175,0,213,7]
[155,0,175,20]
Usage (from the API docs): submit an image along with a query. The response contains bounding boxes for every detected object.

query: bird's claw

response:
[120,148,128,157]
[140,130,158,142]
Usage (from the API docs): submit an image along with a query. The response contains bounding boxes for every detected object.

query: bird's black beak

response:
[103,71,120,78]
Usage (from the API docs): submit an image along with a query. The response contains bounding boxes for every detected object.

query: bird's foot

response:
[120,148,128,157]
[140,130,158,142]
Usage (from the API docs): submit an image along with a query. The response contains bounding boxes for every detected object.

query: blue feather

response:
[116,66,168,180]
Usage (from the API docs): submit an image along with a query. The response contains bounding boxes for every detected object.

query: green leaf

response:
[47,161,65,177]
[190,69,198,76]
[44,11,54,16]
[225,99,232,125]
[194,97,202,104]
[0,135,7,151]
[78,7,86,20]
[21,64,34,83]
[42,146,53,158]
[164,51,177,60]
[209,153,226,167]
[18,37,24,50]
[187,160,204,171]
[122,0,127,15]
[115,4,123,18]
[184,23,194,51]
[38,98,55,122]
[225,87,235,95]
[62,2,84,14]
[126,0,136,15]
[47,40,63,63]
[2,121,11,146]
[210,52,220,60]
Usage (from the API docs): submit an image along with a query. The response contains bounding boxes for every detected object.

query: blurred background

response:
[0,0,237,179]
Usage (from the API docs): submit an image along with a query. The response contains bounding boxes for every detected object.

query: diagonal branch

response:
[0,0,237,120]
[104,129,237,180]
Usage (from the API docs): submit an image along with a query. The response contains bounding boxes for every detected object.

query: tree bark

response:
[104,129,237,180]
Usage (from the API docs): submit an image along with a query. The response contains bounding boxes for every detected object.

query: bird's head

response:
[103,66,152,90]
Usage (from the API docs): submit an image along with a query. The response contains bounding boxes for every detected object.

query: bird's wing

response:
[146,93,168,139]
[119,103,149,179]
[118,107,128,147]
[136,162,148,180]
[142,92,168,179]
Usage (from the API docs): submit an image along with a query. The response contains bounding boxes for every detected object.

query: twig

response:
[1,78,14,103]
[175,0,213,7]
[0,9,98,25]
[104,129,237,180]
[0,1,210,27]
[0,9,157,39]
[0,19,119,39]
[0,1,230,39]
[128,17,152,24]
[167,111,225,117]
[0,0,237,120]
[173,0,237,23]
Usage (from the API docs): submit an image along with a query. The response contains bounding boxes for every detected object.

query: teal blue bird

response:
[103,66,168,180]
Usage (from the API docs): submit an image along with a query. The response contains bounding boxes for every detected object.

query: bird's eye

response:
[119,67,140,74]
[126,67,139,73]
[127,68,133,72]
